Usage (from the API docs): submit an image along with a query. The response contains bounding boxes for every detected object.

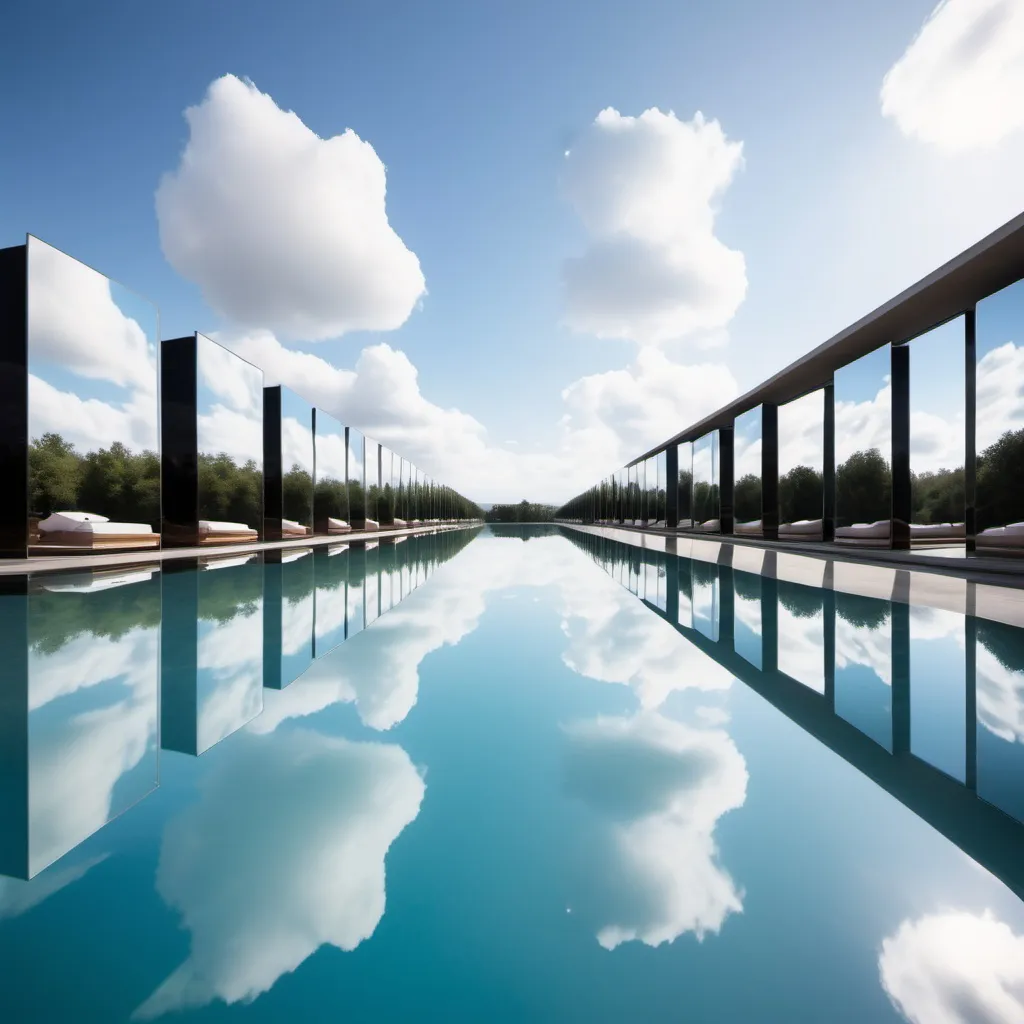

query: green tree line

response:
[485,500,557,523]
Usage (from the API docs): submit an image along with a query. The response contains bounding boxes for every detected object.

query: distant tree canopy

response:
[198,453,262,527]
[282,467,313,525]
[780,465,823,524]
[836,448,892,526]
[734,474,762,522]
[978,428,1024,532]
[485,500,556,523]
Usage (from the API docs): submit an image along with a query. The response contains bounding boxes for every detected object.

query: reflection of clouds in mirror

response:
[879,910,1024,1024]
[835,615,892,686]
[28,236,156,392]
[835,383,892,466]
[564,712,746,949]
[977,342,1024,450]
[28,629,158,876]
[196,403,263,464]
[133,730,424,1019]
[196,610,264,753]
[779,391,824,475]
[0,854,108,920]
[196,334,263,414]
[281,416,314,475]
[29,371,159,454]
[315,424,347,480]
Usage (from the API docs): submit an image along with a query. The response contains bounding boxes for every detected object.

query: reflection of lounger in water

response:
[198,520,259,545]
[35,511,160,550]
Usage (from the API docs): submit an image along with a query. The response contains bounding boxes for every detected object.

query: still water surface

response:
[2,525,1024,1022]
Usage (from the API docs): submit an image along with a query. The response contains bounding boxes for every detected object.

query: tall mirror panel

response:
[778,390,824,539]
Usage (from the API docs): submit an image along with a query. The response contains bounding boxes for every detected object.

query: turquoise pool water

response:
[2,525,1024,1022]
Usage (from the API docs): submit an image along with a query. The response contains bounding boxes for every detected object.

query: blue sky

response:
[3,0,1023,502]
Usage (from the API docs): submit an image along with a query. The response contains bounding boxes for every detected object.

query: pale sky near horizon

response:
[2,0,1023,503]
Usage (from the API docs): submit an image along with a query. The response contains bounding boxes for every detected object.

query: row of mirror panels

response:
[568,531,1024,861]
[2,237,475,555]
[0,527,478,880]
[561,275,1024,552]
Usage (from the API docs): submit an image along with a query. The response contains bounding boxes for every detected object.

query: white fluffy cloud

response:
[134,731,425,1018]
[978,342,1024,450]
[562,108,746,345]
[564,711,747,949]
[157,74,425,340]
[881,0,1024,153]
[879,910,1024,1023]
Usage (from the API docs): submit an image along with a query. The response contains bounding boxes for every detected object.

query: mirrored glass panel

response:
[734,408,762,533]
[26,236,161,554]
[733,570,762,669]
[909,606,965,782]
[313,409,349,536]
[777,580,825,693]
[692,431,719,530]
[364,438,381,527]
[162,554,264,757]
[975,616,1024,823]
[381,448,397,525]
[0,567,160,879]
[643,457,656,526]
[908,317,965,548]
[196,334,263,543]
[834,592,893,751]
[976,278,1024,553]
[654,450,667,525]
[347,428,366,530]
[677,442,692,527]
[280,388,314,538]
[778,390,824,538]
[263,548,315,689]
[835,345,891,544]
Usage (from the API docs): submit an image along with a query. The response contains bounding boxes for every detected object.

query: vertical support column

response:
[965,308,977,554]
[891,598,911,755]
[263,386,283,542]
[823,382,836,541]
[666,446,679,528]
[720,427,735,535]
[161,336,200,545]
[891,344,912,551]
[0,246,28,559]
[762,403,779,540]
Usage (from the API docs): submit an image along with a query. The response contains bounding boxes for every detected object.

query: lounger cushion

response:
[734,520,762,535]
[199,520,252,534]
[909,522,965,538]
[39,511,110,529]
[364,519,380,529]
[699,519,721,532]
[977,523,1024,547]
[38,513,151,535]
[779,519,823,537]
[835,520,890,539]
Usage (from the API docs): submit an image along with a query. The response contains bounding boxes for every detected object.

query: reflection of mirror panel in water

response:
[976,278,1024,553]
[778,390,825,538]
[264,549,315,689]
[347,544,367,638]
[196,333,264,542]
[313,545,349,659]
[26,236,161,554]
[692,560,719,642]
[834,345,891,541]
[733,570,762,669]
[733,408,762,533]
[313,409,349,537]
[834,592,894,751]
[975,616,1024,822]
[364,543,381,625]
[777,579,825,693]
[0,567,161,879]
[162,554,264,757]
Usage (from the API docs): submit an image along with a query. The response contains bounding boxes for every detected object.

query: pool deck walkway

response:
[0,522,479,576]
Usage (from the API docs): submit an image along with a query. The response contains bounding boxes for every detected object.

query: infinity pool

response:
[2,525,1023,1022]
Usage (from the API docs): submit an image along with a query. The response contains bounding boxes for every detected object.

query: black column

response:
[966,613,977,791]
[891,344,911,550]
[762,403,779,540]
[823,382,836,541]
[666,446,679,528]
[891,598,911,754]
[720,427,735,535]
[0,575,29,878]
[965,309,977,554]
[0,246,28,559]
[263,386,284,541]
[161,336,199,545]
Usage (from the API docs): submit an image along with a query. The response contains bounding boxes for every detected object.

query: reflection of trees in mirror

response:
[911,467,964,525]
[777,581,822,619]
[380,484,395,522]
[734,475,761,522]
[977,429,1024,532]
[835,592,889,630]
[347,481,366,521]
[282,468,313,527]
[693,482,719,522]
[837,448,891,526]
[779,466,822,523]
[314,478,348,522]
[485,501,556,523]
[29,580,161,655]
[733,571,760,602]
[197,565,262,624]
[30,433,160,525]
[198,454,262,528]
[976,618,1024,674]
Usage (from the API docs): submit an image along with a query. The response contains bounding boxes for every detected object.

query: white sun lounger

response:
[36,511,160,550]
